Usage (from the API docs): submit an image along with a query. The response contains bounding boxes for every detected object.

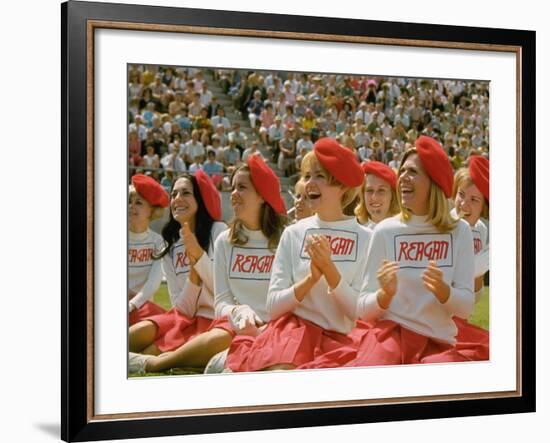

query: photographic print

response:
[126,65,491,377]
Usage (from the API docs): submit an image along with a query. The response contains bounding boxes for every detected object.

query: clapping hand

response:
[422,260,450,303]
[376,259,399,309]
[180,222,204,263]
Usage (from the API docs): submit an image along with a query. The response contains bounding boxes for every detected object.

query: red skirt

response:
[129,301,166,327]
[226,313,354,372]
[296,320,376,370]
[145,308,233,352]
[453,317,490,361]
[344,319,485,367]
[348,319,374,344]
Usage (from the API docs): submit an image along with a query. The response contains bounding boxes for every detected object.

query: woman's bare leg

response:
[128,320,158,353]
[144,328,233,372]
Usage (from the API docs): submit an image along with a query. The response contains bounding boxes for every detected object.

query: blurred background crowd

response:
[128,64,490,217]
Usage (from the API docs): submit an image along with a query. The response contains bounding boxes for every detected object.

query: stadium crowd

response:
[128,65,490,194]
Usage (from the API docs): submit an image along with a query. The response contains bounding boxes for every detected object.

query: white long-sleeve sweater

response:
[162,221,226,318]
[450,208,489,278]
[266,215,371,334]
[356,214,475,344]
[214,227,275,322]
[128,229,165,309]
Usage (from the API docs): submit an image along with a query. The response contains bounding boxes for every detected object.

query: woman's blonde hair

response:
[452,167,489,220]
[228,165,288,251]
[129,184,165,221]
[397,148,457,233]
[300,151,360,211]
[354,178,400,224]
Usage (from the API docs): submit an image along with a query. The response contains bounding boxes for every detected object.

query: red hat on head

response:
[247,155,287,215]
[415,135,454,198]
[131,174,169,208]
[361,161,397,190]
[469,155,489,202]
[194,169,222,220]
[313,137,364,187]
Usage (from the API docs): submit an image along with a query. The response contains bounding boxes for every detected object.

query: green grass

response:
[130,283,489,378]
[468,286,489,330]
[152,283,171,310]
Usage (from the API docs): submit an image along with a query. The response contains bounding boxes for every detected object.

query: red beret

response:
[361,161,397,190]
[415,135,454,198]
[131,174,169,208]
[313,137,364,187]
[469,156,489,202]
[195,169,222,220]
[247,155,287,215]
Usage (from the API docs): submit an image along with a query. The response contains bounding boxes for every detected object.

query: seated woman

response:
[128,170,231,374]
[354,161,399,229]
[205,156,288,373]
[226,137,371,372]
[128,174,169,326]
[345,136,480,366]
[450,155,490,361]
[292,178,314,222]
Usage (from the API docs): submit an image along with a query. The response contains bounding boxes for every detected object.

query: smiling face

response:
[170,177,198,225]
[454,182,484,226]
[230,170,264,228]
[301,156,344,216]
[294,181,313,221]
[364,174,392,223]
[398,153,431,216]
[128,190,153,233]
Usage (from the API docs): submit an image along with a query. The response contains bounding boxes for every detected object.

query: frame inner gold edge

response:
[85,19,523,422]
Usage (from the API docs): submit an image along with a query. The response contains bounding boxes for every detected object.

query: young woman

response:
[346,161,400,350]
[450,155,490,360]
[226,137,371,372]
[293,179,314,222]
[128,170,231,373]
[128,174,169,326]
[354,161,399,229]
[207,156,287,372]
[344,135,479,366]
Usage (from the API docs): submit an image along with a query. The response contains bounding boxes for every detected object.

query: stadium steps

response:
[204,70,293,190]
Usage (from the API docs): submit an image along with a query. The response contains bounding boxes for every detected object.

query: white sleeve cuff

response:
[328,277,358,320]
[356,292,386,323]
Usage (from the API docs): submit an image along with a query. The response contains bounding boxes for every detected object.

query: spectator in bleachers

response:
[130,114,148,142]
[188,154,203,173]
[168,91,185,117]
[228,122,247,153]
[203,149,224,177]
[213,123,228,148]
[160,147,186,174]
[193,107,212,134]
[222,139,242,172]
[278,129,296,177]
[183,129,205,165]
[247,89,264,130]
[259,102,275,146]
[296,130,313,154]
[211,107,231,131]
[200,82,213,107]
[267,115,284,161]
[208,135,225,163]
[242,140,266,162]
[142,145,160,170]
[172,107,190,132]
[188,92,203,118]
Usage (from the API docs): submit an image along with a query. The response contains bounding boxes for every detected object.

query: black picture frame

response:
[61,1,536,441]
